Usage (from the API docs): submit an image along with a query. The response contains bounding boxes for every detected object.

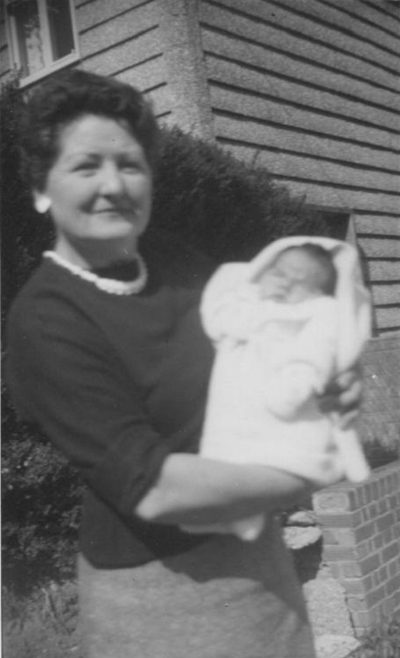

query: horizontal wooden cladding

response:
[319,0,400,39]
[266,0,400,57]
[368,260,400,281]
[358,236,400,258]
[213,116,400,193]
[78,1,159,60]
[112,57,165,95]
[201,24,399,115]
[370,282,400,305]
[142,84,174,118]
[79,31,163,80]
[375,306,400,330]
[76,0,155,32]
[363,0,400,21]
[210,83,399,156]
[201,0,400,76]
[219,147,400,213]
[206,55,399,133]
[354,215,400,236]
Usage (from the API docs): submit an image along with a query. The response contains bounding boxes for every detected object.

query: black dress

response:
[6,228,315,658]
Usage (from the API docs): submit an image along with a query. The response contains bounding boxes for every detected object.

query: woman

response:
[6,69,361,658]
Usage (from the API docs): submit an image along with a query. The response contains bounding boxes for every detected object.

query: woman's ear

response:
[33,191,51,214]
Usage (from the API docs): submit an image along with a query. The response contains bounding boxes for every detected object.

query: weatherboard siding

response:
[199,0,400,334]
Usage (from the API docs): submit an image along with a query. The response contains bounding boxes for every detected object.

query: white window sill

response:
[17,52,80,89]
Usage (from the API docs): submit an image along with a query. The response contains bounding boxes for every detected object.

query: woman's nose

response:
[99,163,124,195]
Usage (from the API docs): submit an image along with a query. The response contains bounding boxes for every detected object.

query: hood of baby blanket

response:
[246,235,372,372]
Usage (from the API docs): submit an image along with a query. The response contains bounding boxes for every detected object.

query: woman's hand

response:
[317,365,363,429]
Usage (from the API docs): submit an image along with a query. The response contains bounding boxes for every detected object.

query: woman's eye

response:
[74,161,97,173]
[121,161,140,172]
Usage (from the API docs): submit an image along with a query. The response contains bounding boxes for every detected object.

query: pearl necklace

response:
[43,250,148,295]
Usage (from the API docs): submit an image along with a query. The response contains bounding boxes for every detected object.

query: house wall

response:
[74,0,213,137]
[198,0,400,334]
[1,0,399,333]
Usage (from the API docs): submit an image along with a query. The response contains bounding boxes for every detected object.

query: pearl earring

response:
[34,195,51,214]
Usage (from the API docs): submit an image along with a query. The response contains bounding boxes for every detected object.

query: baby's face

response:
[257,249,325,303]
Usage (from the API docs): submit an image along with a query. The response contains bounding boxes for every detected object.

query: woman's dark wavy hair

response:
[19,68,160,190]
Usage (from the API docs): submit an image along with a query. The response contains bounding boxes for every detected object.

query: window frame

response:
[6,0,80,87]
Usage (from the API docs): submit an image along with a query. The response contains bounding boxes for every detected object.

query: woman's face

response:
[38,114,153,256]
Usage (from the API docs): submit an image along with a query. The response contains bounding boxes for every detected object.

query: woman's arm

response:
[135,454,312,525]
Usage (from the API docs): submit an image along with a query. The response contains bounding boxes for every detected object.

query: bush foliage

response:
[1,78,332,591]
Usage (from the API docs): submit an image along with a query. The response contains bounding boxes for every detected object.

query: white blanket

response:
[184,236,372,540]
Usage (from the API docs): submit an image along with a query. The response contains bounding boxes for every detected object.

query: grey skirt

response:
[78,518,316,658]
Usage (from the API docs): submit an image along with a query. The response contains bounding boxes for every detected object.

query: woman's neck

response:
[53,235,139,270]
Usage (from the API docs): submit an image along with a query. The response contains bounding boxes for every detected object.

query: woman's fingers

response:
[318,366,363,424]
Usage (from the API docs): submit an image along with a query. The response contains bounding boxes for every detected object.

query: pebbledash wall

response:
[313,459,400,637]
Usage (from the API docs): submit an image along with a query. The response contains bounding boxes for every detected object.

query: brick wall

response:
[313,461,400,637]
[359,336,400,465]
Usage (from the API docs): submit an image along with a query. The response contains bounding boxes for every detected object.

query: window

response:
[6,0,79,84]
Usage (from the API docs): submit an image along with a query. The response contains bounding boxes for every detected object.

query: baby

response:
[183,237,371,540]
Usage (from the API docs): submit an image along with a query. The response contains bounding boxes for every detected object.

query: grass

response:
[2,579,84,658]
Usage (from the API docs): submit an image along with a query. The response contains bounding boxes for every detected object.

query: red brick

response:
[320,529,337,545]
[371,570,381,588]
[388,558,400,578]
[351,604,383,632]
[378,498,388,514]
[328,562,343,580]
[355,541,374,560]
[340,561,364,578]
[367,502,379,519]
[365,482,376,503]
[386,574,400,596]
[371,481,380,501]
[361,507,369,523]
[359,553,381,575]
[376,512,395,532]
[372,533,384,551]
[382,527,394,544]
[317,512,358,528]
[344,577,370,596]
[382,596,396,616]
[354,521,376,543]
[382,541,399,563]
[323,545,357,561]
[366,585,387,608]
[313,491,354,512]
[327,528,358,546]
[347,596,368,612]
[377,565,388,585]
[359,488,368,506]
